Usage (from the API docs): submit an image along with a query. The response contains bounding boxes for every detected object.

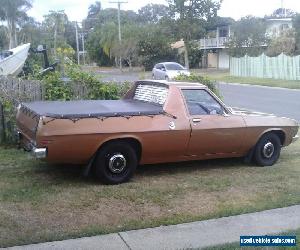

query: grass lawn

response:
[0,140,300,247]
[201,228,300,250]
[192,69,300,90]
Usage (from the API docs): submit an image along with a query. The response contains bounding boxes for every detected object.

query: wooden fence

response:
[230,53,300,81]
[0,76,44,102]
[0,76,46,143]
[0,76,88,143]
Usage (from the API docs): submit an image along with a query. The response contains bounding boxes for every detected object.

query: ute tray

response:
[22,99,164,119]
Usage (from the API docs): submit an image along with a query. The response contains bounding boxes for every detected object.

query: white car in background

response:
[152,62,190,80]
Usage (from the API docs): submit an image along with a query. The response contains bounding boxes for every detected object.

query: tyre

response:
[254,133,281,166]
[93,141,138,184]
[152,74,155,79]
[165,76,169,81]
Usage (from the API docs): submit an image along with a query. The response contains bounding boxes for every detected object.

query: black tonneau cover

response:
[22,99,164,119]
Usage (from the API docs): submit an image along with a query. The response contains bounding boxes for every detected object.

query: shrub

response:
[66,64,131,100]
[43,72,73,101]
[0,64,132,144]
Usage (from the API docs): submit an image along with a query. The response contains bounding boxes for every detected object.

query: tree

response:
[0,0,32,49]
[227,16,267,57]
[167,0,221,69]
[205,16,234,31]
[266,8,295,19]
[111,25,141,69]
[0,26,8,49]
[138,4,170,24]
[18,17,40,45]
[86,22,118,66]
[293,14,300,55]
[84,8,139,30]
[137,25,177,70]
[266,29,296,56]
[88,1,101,18]
[43,10,68,58]
[86,28,114,66]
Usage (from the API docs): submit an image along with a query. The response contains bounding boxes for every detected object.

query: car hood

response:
[231,107,299,127]
[231,107,275,117]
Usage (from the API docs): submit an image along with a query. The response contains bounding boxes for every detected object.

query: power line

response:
[109,1,128,70]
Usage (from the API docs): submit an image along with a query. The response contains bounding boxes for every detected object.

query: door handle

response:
[192,118,202,123]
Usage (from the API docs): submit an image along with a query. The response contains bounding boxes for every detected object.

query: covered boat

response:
[0,43,30,76]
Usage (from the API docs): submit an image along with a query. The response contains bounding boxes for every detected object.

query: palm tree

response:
[0,0,32,49]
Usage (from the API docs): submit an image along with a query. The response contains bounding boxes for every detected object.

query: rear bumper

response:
[292,135,299,143]
[32,147,47,159]
[16,131,47,159]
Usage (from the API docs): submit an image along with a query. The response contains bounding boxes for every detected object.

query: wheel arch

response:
[258,129,286,146]
[97,136,142,162]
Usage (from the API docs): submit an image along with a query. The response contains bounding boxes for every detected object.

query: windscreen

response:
[165,63,184,71]
[133,84,168,105]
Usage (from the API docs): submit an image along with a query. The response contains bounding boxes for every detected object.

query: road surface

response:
[219,82,300,121]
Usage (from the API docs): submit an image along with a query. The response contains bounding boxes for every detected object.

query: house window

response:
[219,28,228,38]
[280,24,289,31]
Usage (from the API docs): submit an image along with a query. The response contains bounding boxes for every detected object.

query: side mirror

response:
[161,67,166,71]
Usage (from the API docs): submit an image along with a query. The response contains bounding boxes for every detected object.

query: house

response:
[198,25,231,69]
[171,25,232,69]
[265,17,293,38]
[172,9,295,70]
[199,15,293,69]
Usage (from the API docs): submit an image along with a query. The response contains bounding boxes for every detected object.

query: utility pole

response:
[109,1,127,71]
[75,21,80,65]
[281,0,287,17]
[81,33,86,65]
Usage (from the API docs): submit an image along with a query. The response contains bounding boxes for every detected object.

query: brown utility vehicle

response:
[16,80,299,184]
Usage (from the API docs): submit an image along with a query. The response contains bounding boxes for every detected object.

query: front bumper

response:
[292,135,299,143]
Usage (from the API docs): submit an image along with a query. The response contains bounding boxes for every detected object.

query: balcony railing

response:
[199,37,229,49]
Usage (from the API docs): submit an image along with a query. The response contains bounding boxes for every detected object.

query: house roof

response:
[171,40,185,49]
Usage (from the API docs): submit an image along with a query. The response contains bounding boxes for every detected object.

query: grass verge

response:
[193,70,300,89]
[0,140,300,247]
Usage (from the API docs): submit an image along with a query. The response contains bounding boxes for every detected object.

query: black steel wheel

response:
[94,141,137,184]
[254,133,281,166]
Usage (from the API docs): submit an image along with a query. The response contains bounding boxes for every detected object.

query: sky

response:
[27,0,300,22]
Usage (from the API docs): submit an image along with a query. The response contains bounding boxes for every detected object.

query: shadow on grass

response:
[40,156,247,184]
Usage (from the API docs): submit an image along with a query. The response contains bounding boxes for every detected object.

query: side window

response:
[182,89,225,116]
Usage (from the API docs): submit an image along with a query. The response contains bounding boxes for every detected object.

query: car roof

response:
[158,62,182,66]
[136,80,207,89]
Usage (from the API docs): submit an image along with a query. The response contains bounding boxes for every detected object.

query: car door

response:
[160,65,167,79]
[182,89,247,156]
[154,64,162,79]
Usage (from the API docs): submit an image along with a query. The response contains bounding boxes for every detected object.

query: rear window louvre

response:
[134,84,168,105]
